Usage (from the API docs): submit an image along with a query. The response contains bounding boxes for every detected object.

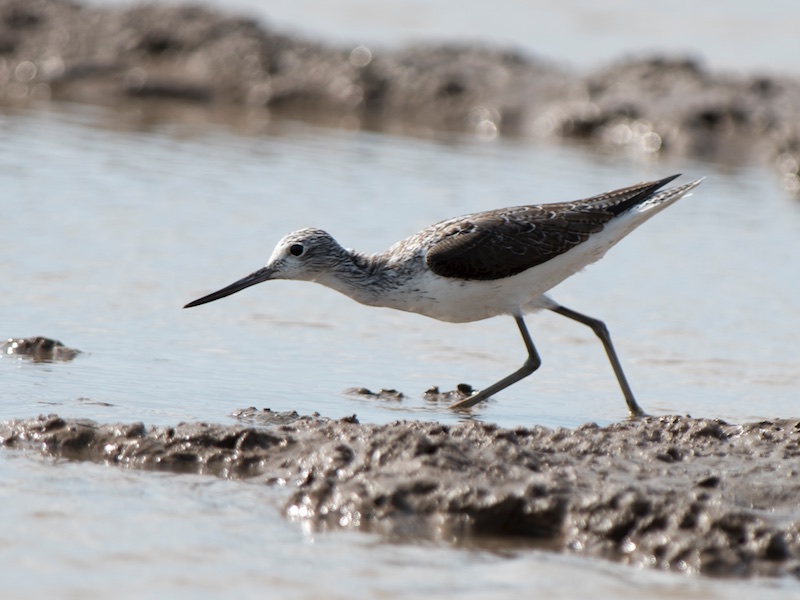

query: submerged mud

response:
[1,0,800,189]
[3,411,800,579]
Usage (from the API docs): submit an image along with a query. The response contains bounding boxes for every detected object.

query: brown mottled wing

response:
[425,206,610,280]
[425,175,679,281]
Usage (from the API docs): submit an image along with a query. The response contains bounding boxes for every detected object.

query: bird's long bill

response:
[183,267,274,308]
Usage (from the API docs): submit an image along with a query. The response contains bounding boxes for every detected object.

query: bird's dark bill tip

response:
[183,290,231,308]
[183,297,209,309]
[183,267,274,309]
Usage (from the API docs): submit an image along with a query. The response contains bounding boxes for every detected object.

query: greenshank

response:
[185,174,702,416]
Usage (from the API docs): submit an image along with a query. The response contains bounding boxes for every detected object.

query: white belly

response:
[385,270,548,322]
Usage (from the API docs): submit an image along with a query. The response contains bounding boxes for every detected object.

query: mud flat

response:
[2,411,799,578]
[1,0,799,190]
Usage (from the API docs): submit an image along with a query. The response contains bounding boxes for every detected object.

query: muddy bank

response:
[3,411,800,578]
[1,0,799,190]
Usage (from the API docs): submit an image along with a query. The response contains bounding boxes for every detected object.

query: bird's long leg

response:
[449,315,541,410]
[548,304,646,418]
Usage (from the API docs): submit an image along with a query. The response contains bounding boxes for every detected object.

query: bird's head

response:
[183,228,346,308]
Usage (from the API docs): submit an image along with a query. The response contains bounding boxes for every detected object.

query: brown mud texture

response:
[3,411,800,579]
[1,0,800,189]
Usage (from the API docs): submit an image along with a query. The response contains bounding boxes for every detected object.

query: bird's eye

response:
[289,243,305,257]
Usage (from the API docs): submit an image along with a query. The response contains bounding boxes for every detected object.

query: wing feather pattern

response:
[425,175,679,281]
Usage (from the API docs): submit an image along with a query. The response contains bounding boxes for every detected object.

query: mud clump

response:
[344,387,405,401]
[344,384,474,402]
[422,383,474,402]
[1,337,81,362]
[1,0,800,190]
[3,411,800,579]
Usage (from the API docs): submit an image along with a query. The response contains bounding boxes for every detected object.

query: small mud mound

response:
[2,412,800,578]
[422,384,474,402]
[1,337,81,362]
[344,387,406,401]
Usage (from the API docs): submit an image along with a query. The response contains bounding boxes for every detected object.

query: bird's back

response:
[420,175,699,282]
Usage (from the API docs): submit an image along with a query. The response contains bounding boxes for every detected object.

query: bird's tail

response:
[601,177,704,246]
[637,177,704,212]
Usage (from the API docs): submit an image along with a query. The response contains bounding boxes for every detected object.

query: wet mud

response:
[422,383,475,402]
[1,0,800,190]
[1,336,81,362]
[3,411,800,579]
[344,387,406,401]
